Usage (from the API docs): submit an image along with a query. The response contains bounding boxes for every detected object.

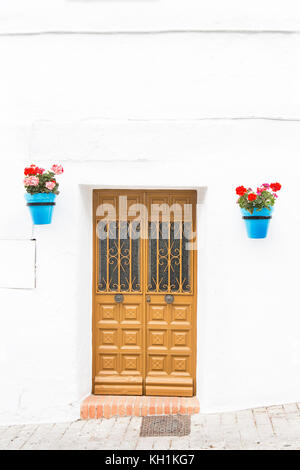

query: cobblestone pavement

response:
[1,403,300,450]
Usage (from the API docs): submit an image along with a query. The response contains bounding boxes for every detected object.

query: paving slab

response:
[2,401,300,450]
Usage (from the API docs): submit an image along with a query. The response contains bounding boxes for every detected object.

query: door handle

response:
[146,295,151,303]
[165,294,174,304]
[114,294,124,303]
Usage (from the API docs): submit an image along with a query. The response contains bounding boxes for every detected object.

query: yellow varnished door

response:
[145,192,196,396]
[93,190,197,396]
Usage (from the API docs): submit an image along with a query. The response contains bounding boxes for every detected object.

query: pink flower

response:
[45,181,56,191]
[24,176,39,186]
[262,183,270,189]
[51,164,64,175]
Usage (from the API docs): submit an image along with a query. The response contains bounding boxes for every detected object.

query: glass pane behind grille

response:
[120,222,130,291]
[182,223,191,292]
[131,221,140,291]
[108,222,118,291]
[98,218,191,293]
[148,222,191,293]
[97,221,140,292]
[98,221,108,291]
[148,222,157,291]
[170,222,180,292]
[158,222,168,292]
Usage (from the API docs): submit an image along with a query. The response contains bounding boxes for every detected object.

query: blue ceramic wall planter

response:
[241,207,273,239]
[25,193,56,225]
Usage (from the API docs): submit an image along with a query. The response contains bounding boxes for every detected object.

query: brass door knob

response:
[146,296,151,303]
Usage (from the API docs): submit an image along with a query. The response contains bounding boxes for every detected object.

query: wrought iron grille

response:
[97,221,141,292]
[148,221,191,293]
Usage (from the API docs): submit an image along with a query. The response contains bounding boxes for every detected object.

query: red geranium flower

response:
[24,164,44,176]
[270,182,281,192]
[248,193,257,201]
[24,166,36,176]
[24,163,64,195]
[236,186,247,196]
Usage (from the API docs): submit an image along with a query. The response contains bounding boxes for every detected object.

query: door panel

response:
[145,295,194,396]
[93,190,197,396]
[94,294,143,395]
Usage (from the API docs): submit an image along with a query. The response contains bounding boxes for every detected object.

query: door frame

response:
[92,189,197,396]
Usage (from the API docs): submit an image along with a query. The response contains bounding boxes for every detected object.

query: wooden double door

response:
[93,190,197,396]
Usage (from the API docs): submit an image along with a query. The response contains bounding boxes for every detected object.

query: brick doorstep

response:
[81,395,200,419]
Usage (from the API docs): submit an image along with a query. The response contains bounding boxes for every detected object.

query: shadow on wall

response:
[75,185,93,400]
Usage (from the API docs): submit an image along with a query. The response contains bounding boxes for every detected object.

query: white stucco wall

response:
[1,0,300,32]
[0,1,300,424]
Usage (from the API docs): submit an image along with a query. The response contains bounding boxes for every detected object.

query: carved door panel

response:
[93,190,197,396]
[146,297,194,396]
[94,294,144,395]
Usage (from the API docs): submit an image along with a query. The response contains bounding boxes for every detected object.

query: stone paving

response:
[1,402,300,450]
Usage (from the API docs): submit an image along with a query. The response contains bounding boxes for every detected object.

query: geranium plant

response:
[235,182,281,214]
[24,164,64,195]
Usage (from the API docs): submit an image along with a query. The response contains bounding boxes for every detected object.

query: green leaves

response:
[25,170,60,195]
[237,189,275,214]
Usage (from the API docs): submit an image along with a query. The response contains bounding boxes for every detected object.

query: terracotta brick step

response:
[81,395,200,419]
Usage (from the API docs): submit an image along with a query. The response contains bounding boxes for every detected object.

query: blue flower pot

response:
[241,207,273,239]
[25,193,56,225]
